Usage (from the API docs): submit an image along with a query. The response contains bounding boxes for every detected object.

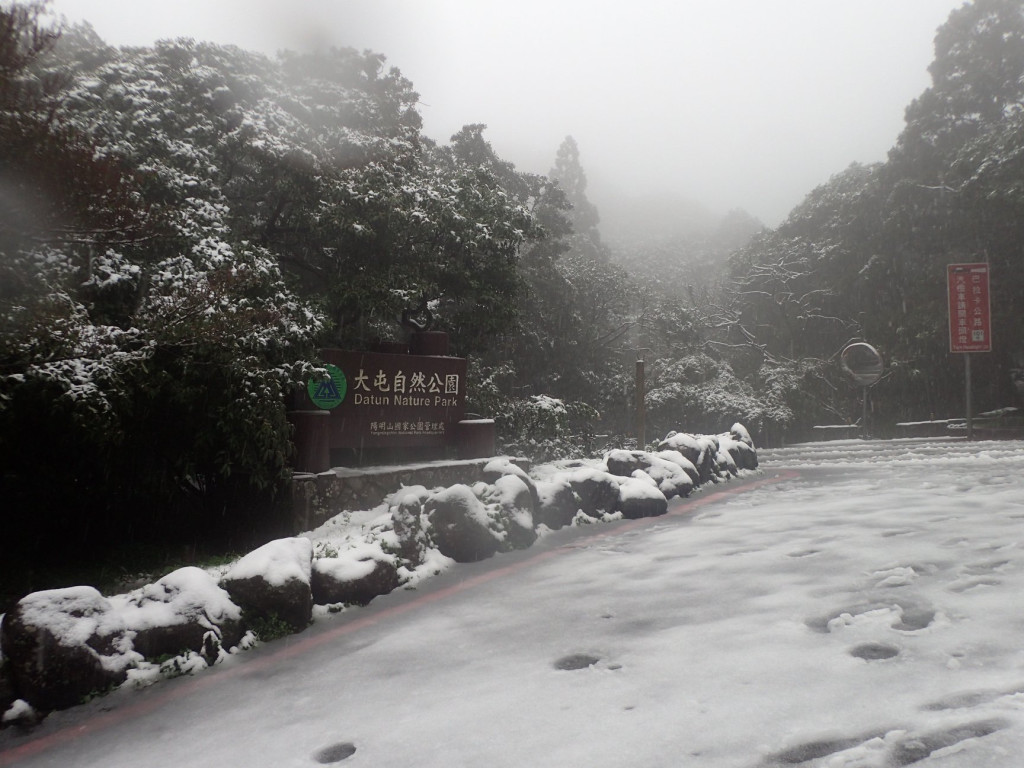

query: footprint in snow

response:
[849,642,900,660]
[921,683,1024,711]
[313,742,357,763]
[554,653,601,670]
[762,719,1008,767]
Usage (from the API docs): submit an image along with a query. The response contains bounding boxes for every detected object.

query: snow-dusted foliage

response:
[494,393,600,461]
[644,353,792,439]
[0,11,332,561]
[46,38,546,354]
[722,1,1024,435]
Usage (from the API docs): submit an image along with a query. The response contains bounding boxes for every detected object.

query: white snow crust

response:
[312,556,377,583]
[222,537,313,587]
[8,439,1024,768]
[617,475,665,501]
[15,587,125,649]
[110,566,241,632]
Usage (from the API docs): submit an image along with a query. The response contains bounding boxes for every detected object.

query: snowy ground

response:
[4,438,1024,767]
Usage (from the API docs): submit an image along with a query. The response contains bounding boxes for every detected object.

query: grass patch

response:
[245,612,295,643]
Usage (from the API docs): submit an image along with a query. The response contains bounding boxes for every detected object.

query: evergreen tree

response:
[549,135,608,263]
[724,0,1024,434]
[0,10,324,571]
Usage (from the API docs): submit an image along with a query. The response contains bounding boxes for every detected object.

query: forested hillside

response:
[2,0,1024,575]
[721,0,1024,429]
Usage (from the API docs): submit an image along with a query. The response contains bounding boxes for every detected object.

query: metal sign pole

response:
[947,262,991,442]
[862,386,868,439]
[965,352,973,441]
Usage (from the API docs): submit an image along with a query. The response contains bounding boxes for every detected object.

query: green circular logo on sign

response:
[307,363,347,409]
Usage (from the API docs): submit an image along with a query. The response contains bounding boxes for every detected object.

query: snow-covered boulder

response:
[731,422,754,447]
[652,449,698,484]
[604,449,646,477]
[657,432,718,483]
[719,423,758,470]
[220,537,314,633]
[567,468,621,517]
[714,447,737,477]
[605,450,694,499]
[2,697,39,729]
[421,478,539,564]
[389,485,432,563]
[639,461,693,499]
[616,476,669,519]
[534,478,580,530]
[482,458,539,512]
[476,475,538,551]
[656,431,701,463]
[423,484,504,563]
[311,550,401,607]
[0,587,139,711]
[112,567,244,663]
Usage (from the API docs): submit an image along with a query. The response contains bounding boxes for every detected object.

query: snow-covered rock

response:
[605,450,694,499]
[0,587,140,711]
[720,424,758,470]
[616,476,669,519]
[111,567,244,662]
[422,478,540,563]
[657,432,719,483]
[482,458,539,511]
[714,442,738,476]
[1,697,39,728]
[221,538,314,633]
[311,548,401,607]
[566,467,621,517]
[388,484,432,563]
[476,475,538,551]
[424,484,505,563]
[654,449,701,485]
[533,478,580,530]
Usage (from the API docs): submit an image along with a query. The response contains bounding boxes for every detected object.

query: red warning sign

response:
[947,263,992,353]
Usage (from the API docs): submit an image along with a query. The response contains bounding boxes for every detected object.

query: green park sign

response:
[312,348,467,451]
[307,363,348,410]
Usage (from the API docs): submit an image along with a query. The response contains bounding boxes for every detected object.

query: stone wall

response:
[290,457,531,533]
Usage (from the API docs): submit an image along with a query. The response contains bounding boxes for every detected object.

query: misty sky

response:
[46,0,967,230]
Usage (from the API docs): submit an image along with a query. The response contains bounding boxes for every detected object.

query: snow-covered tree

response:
[724,0,1024,434]
[549,135,608,263]
[0,10,324,567]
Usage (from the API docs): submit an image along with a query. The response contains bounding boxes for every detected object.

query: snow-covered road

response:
[5,438,1024,767]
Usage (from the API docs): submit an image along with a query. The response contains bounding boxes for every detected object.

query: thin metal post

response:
[633,349,653,449]
[635,358,645,448]
[965,352,973,441]
[862,387,868,439]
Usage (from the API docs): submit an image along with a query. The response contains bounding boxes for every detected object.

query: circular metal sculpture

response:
[840,343,883,386]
